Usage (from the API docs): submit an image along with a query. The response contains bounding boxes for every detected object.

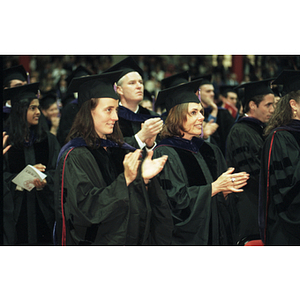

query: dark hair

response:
[264,90,300,137]
[160,103,189,139]
[243,94,265,113]
[67,98,124,148]
[4,81,25,89]
[7,98,45,148]
[39,98,56,110]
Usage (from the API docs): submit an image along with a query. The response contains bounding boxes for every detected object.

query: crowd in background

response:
[3,55,300,105]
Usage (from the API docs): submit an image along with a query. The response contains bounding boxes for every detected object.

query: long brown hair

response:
[66,98,124,148]
[264,90,300,137]
[160,103,189,139]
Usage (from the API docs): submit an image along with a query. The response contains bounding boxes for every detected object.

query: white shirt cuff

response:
[135,134,146,149]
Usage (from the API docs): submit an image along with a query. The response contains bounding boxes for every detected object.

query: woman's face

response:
[42,102,59,119]
[181,102,205,140]
[91,98,119,139]
[27,99,41,127]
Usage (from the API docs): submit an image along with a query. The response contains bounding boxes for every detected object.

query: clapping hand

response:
[142,151,168,185]
[123,149,143,186]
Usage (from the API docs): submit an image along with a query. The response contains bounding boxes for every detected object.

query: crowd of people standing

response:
[2,55,300,246]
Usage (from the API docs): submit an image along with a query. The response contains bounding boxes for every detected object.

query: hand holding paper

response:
[12,165,47,192]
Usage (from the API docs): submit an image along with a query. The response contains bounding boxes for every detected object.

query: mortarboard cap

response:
[191,74,212,86]
[67,71,123,107]
[155,78,203,113]
[161,71,190,90]
[3,82,40,107]
[272,70,300,95]
[65,65,93,87]
[103,57,143,81]
[234,79,274,106]
[3,65,28,87]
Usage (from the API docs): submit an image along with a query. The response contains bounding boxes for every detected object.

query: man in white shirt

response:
[104,57,163,151]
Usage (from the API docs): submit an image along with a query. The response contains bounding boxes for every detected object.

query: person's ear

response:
[289,99,297,110]
[116,85,123,96]
[249,100,256,111]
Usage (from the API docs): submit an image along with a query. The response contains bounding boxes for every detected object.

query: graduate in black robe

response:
[226,79,275,244]
[259,71,300,245]
[3,83,61,245]
[54,71,173,245]
[103,57,163,151]
[153,79,249,245]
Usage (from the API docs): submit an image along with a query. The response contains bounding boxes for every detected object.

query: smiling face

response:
[27,99,41,127]
[116,71,144,103]
[181,102,205,140]
[91,98,119,139]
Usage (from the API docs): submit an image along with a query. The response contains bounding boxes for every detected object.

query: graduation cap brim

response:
[103,57,143,81]
[161,71,190,90]
[65,65,93,86]
[3,65,28,86]
[3,82,40,107]
[67,70,123,107]
[155,78,203,113]
[191,74,212,85]
[272,70,300,95]
[234,78,274,105]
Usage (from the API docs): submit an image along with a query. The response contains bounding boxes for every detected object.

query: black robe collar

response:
[155,136,205,153]
[56,137,136,166]
[237,116,265,127]
[235,116,266,137]
[118,105,161,123]
[273,119,300,147]
[274,119,300,133]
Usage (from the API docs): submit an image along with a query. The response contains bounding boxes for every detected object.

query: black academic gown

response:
[118,105,160,149]
[153,136,234,245]
[259,120,300,245]
[54,137,173,246]
[3,131,61,245]
[225,117,266,244]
